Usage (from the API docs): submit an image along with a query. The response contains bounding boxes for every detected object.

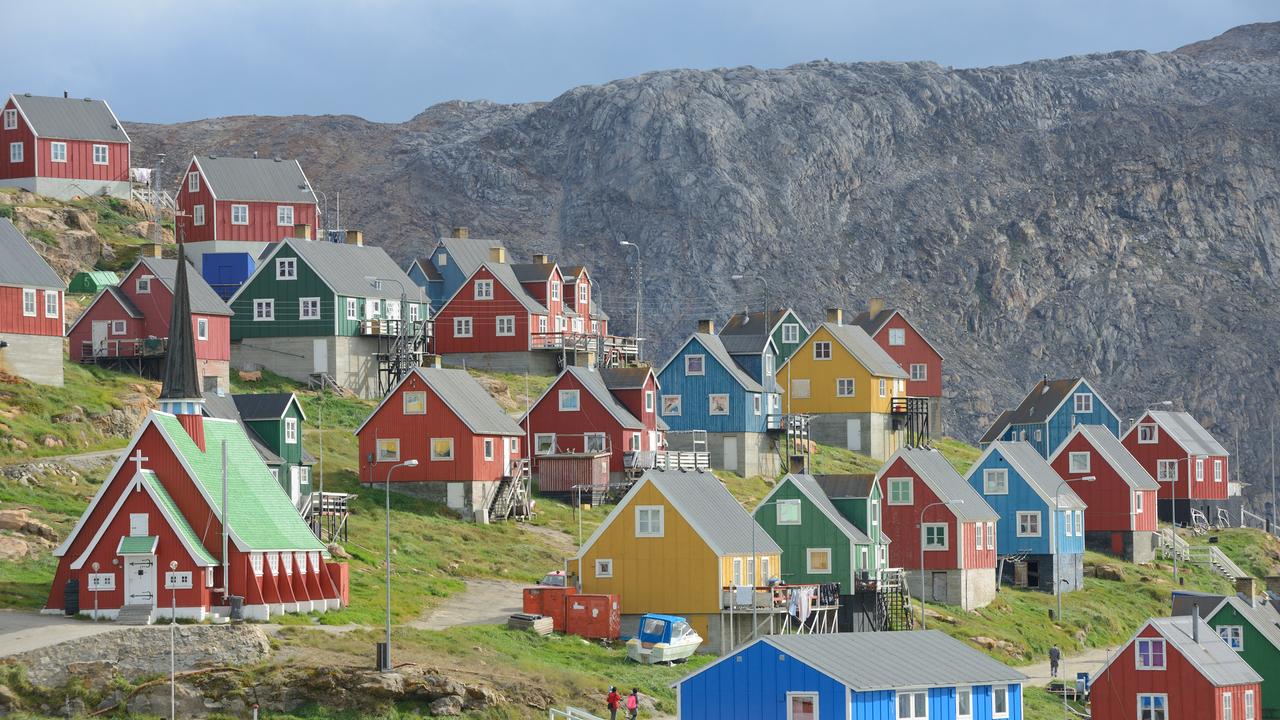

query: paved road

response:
[412,579,526,630]
[0,608,124,657]
[1020,645,1118,687]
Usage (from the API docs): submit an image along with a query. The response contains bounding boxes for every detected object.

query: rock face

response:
[131,23,1280,491]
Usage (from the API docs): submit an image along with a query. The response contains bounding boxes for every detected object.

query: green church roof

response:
[140,470,218,565]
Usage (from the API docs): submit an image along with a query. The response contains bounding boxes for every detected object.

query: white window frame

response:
[708,394,730,416]
[836,378,855,397]
[253,298,274,321]
[806,548,832,574]
[375,438,400,462]
[661,395,682,416]
[786,692,818,720]
[21,288,35,316]
[345,297,358,321]
[887,477,913,505]
[1069,452,1091,474]
[534,433,556,455]
[1138,423,1158,444]
[1225,692,1233,720]
[453,317,473,337]
[776,499,802,526]
[629,433,641,452]
[408,304,419,322]
[275,257,297,280]
[1219,625,1244,650]
[299,297,320,320]
[1074,393,1093,413]
[923,523,948,551]
[44,290,58,318]
[474,279,494,300]
[188,172,199,193]
[50,141,66,163]
[550,280,561,301]
[2,109,15,130]
[559,389,580,412]
[1134,491,1144,514]
[879,378,888,397]
[684,354,705,376]
[635,505,664,538]
[1157,459,1178,482]
[986,521,995,550]
[976,523,983,551]
[983,468,1009,495]
[993,686,1010,719]
[782,323,800,344]
[1017,511,1041,537]
[136,275,151,294]
[196,317,208,340]
[895,689,928,720]
[645,390,655,413]
[1245,690,1255,720]
[753,394,761,415]
[276,205,294,227]
[111,319,127,335]
[494,315,515,336]
[9,141,23,163]
[1075,510,1083,536]
[1214,459,1223,483]
[594,558,613,578]
[193,204,205,226]
[910,363,927,381]
[430,437,454,461]
[584,432,607,453]
[956,686,973,720]
[231,204,249,225]
[284,417,298,444]
[1065,510,1074,537]
[92,144,108,165]
[402,391,426,415]
[888,328,906,346]
[1135,638,1166,670]
[1196,458,1205,482]
[813,341,832,360]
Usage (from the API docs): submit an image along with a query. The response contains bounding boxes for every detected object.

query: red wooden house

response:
[1091,614,1261,720]
[46,249,342,623]
[354,365,526,522]
[1122,410,1231,524]
[0,218,65,386]
[853,298,944,436]
[68,256,232,392]
[0,93,131,199]
[1050,424,1160,563]
[561,264,609,337]
[521,366,665,479]
[175,155,319,273]
[876,447,998,610]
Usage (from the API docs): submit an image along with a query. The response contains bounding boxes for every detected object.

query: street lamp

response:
[169,559,178,720]
[618,241,641,357]
[1055,475,1093,623]
[729,273,770,323]
[918,498,964,629]
[91,561,100,621]
[380,458,418,672]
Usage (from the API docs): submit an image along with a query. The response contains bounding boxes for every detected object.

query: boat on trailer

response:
[625,613,702,664]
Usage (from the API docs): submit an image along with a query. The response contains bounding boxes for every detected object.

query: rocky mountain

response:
[129,23,1280,500]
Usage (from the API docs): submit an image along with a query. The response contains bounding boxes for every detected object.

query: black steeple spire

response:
[159,244,202,403]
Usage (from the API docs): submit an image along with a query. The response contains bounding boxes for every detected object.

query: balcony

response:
[360,319,431,338]
[79,337,168,360]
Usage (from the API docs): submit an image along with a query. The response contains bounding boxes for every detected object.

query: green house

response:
[754,474,878,589]
[720,308,810,365]
[1206,596,1280,718]
[813,474,890,567]
[68,270,120,294]
[227,238,429,398]
[203,391,315,508]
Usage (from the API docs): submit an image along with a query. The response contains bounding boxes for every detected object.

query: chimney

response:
[788,455,807,475]
[826,308,843,325]
[489,246,506,264]
[157,245,206,451]
[868,297,884,318]
[141,242,164,258]
[697,319,715,334]
[533,253,550,265]
[293,224,311,241]
[1192,603,1200,643]
[432,355,442,368]
[451,226,469,239]
[345,230,363,246]
[1236,576,1258,606]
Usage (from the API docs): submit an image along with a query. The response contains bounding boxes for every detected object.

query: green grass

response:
[1185,527,1280,578]
[1023,686,1086,720]
[810,437,981,476]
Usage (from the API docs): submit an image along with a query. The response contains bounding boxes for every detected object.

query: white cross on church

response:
[129,449,149,474]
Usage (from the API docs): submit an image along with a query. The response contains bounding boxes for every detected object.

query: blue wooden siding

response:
[678,640,848,720]
[967,449,1083,556]
[657,337,770,433]
[730,346,781,393]
[429,246,471,313]
[1000,382,1119,457]
[406,263,444,311]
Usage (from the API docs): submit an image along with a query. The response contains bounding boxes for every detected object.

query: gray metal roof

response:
[848,307,945,359]
[643,470,780,556]
[0,218,63,290]
[777,474,871,544]
[719,333,772,356]
[565,366,645,430]
[823,323,909,379]
[600,366,654,390]
[280,239,427,303]
[10,94,129,143]
[1147,411,1230,456]
[192,156,317,204]
[1069,425,1160,491]
[759,631,1026,692]
[1146,616,1262,687]
[436,237,508,279]
[813,474,877,499]
[988,441,1085,509]
[418,367,524,436]
[510,262,557,283]
[136,257,232,316]
[406,258,443,282]
[690,333,765,393]
[482,262,549,314]
[891,448,1000,521]
[1003,378,1084,426]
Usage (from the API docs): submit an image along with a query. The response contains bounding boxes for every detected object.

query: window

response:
[21,288,35,316]
[111,319,127,335]
[1224,692,1233,720]
[888,328,906,346]
[402,391,426,415]
[188,172,199,193]
[1075,510,1083,536]
[231,204,248,225]
[376,438,400,462]
[2,109,15,130]
[806,548,832,574]
[1065,510,1074,537]
[836,378,855,397]
[983,468,1009,495]
[50,142,66,162]
[645,390,655,413]
[761,556,771,582]
[1136,638,1166,670]
[495,315,515,336]
[764,353,774,378]
[193,204,205,226]
[976,523,984,550]
[787,692,817,720]
[1069,452,1091,473]
[365,298,380,319]
[684,354,705,375]
[661,395,682,416]
[923,523,948,550]
[1245,690,1256,720]
[993,686,1009,719]
[1196,458,1205,482]
[1074,393,1093,413]
[986,521,995,549]
[43,290,58,318]
[550,281,561,301]
[9,142,23,163]
[896,689,927,719]
[196,317,208,340]
[813,341,832,360]
[284,417,298,444]
[345,298,358,320]
[956,687,972,719]
[534,433,556,455]
[1017,511,1041,537]
[299,297,320,320]
[253,299,274,321]
[879,378,888,397]
[584,432,607,453]
[559,389,580,411]
[275,258,297,279]
[594,559,613,578]
[776,499,801,525]
[708,394,729,415]
[910,363,927,381]
[92,144,108,165]
[1219,625,1244,650]
[888,477,912,505]
[791,379,810,399]
[1157,459,1178,482]
[430,437,454,461]
[635,506,664,537]
[453,317,473,337]
[408,304,419,322]
[1138,423,1158,443]
[753,394,761,415]
[474,279,494,300]
[1134,491,1144,514]
[276,205,294,226]
[538,316,548,332]
[1214,459,1223,483]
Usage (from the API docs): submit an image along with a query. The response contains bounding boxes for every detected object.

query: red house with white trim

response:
[1122,410,1231,524]
[521,366,665,478]
[1090,615,1261,720]
[853,299,944,436]
[876,447,998,610]
[1050,424,1160,563]
[68,256,232,392]
[0,93,131,199]
[0,218,65,386]
[355,366,526,522]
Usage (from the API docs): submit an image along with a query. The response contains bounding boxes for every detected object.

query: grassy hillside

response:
[1186,527,1280,578]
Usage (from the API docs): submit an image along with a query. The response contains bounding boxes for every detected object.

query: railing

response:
[80,337,168,360]
[529,331,640,356]
[549,709,604,720]
[360,318,430,337]
[131,186,175,210]
[1157,528,1191,562]
[1190,545,1249,581]
[652,450,711,471]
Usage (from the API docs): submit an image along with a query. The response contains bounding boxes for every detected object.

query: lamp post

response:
[1054,475,1094,623]
[380,458,418,672]
[91,561,100,621]
[169,559,178,720]
[618,241,641,357]
[918,498,964,629]
[729,273,770,324]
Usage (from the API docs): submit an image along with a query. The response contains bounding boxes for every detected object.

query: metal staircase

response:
[489,459,532,522]
[373,319,432,396]
[773,413,812,473]
[875,569,915,631]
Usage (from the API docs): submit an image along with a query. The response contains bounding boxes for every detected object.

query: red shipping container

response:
[522,587,545,615]
[565,594,621,640]
[539,586,577,632]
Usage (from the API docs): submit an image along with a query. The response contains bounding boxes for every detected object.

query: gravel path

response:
[1019,645,1119,687]
[411,578,527,630]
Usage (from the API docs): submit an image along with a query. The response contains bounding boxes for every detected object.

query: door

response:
[723,436,739,472]
[446,482,465,511]
[846,418,862,452]
[123,555,157,607]
[289,466,302,505]
[503,437,513,476]
[91,321,108,356]
[931,571,947,603]
[312,338,328,375]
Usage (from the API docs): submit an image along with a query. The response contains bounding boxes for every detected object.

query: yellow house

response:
[574,469,780,651]
[778,309,910,460]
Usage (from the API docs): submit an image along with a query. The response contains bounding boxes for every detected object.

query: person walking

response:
[626,688,640,719]
[606,686,621,720]
[1049,644,1061,679]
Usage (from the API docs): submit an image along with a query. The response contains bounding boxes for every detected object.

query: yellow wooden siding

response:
[719,553,782,585]
[778,325,906,415]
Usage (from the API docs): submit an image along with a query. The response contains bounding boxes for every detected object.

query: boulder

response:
[126,681,206,717]
[355,670,405,697]
[0,534,31,560]
[428,694,465,716]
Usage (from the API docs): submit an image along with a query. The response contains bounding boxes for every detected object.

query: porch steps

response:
[116,604,154,625]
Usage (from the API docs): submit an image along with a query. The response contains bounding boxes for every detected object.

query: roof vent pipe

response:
[1193,603,1201,643]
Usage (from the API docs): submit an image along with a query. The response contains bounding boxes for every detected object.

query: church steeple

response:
[158,243,205,450]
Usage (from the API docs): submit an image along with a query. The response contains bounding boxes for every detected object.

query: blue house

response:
[966,441,1087,594]
[675,631,1026,720]
[404,228,507,313]
[978,377,1119,457]
[657,322,780,477]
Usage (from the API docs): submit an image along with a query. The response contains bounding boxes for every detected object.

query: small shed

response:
[536,452,611,503]
[68,270,119,294]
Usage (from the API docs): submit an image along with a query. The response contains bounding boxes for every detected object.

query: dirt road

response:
[412,578,527,630]
[1020,645,1119,687]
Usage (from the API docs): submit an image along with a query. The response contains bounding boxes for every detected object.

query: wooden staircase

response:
[1191,545,1250,582]
[488,459,532,522]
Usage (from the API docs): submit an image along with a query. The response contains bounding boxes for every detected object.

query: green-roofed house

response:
[203,391,315,507]
[68,270,120,294]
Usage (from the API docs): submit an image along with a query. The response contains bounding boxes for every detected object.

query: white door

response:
[503,438,513,476]
[91,321,108,356]
[312,338,328,375]
[289,467,302,505]
[723,436,739,472]
[446,482,465,511]
[846,418,862,452]
[123,555,157,607]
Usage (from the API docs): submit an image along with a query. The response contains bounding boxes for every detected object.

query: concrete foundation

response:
[926,396,943,439]
[0,176,130,200]
[197,359,230,394]
[0,333,64,386]
[904,567,996,611]
[232,335,383,399]
[369,479,500,523]
[1000,553,1084,593]
[1085,530,1156,564]
[667,431,779,478]
[440,351,572,375]
[808,412,901,461]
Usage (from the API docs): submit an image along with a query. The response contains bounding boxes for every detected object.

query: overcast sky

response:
[4,1,1275,124]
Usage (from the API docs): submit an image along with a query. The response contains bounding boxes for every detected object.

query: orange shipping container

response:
[522,587,546,615]
[539,586,577,632]
[565,593,621,640]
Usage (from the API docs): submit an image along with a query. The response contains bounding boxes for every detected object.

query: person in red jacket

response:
[606,686,621,719]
